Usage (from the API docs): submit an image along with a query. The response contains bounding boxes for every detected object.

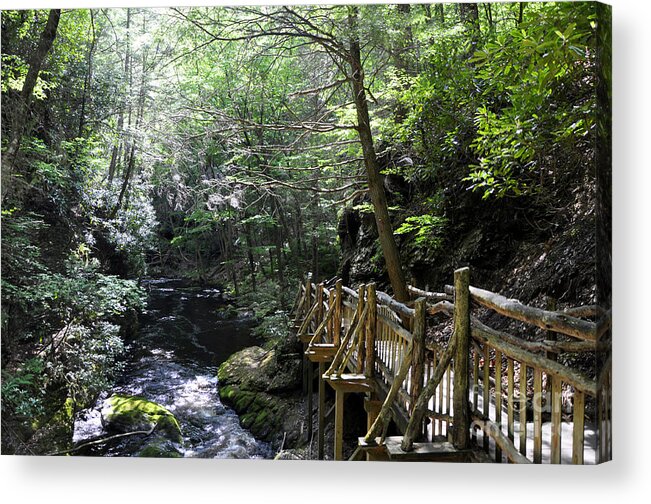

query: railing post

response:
[316,282,324,329]
[327,289,336,343]
[318,361,326,460]
[307,284,323,444]
[334,279,342,347]
[410,298,426,416]
[304,273,313,319]
[355,284,366,372]
[365,283,377,379]
[452,267,471,450]
[302,273,312,395]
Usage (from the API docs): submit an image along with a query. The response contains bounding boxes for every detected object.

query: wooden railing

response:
[292,267,612,464]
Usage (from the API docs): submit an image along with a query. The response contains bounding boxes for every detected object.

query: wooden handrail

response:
[376,290,414,318]
[295,271,609,464]
[471,410,531,464]
[471,324,598,396]
[445,284,598,341]
[408,284,451,302]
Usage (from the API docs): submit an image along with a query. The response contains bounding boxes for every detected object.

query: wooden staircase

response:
[351,436,472,462]
[305,343,337,362]
[324,373,374,393]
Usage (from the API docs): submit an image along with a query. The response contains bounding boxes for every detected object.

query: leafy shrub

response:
[1,358,46,418]
[395,214,447,250]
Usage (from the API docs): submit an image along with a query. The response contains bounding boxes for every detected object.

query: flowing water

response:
[72,278,273,458]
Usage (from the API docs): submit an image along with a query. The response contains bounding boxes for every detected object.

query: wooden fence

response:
[292,267,612,463]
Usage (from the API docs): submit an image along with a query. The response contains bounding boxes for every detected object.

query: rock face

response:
[100,394,183,443]
[218,346,304,449]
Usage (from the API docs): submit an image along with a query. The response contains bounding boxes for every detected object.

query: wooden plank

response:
[377,312,413,342]
[326,373,373,393]
[364,336,416,442]
[483,344,490,453]
[472,317,597,355]
[468,285,597,341]
[410,298,426,414]
[407,284,451,302]
[318,362,326,460]
[327,289,336,343]
[437,357,443,436]
[446,362,452,441]
[401,336,456,451]
[507,358,515,444]
[572,390,585,464]
[533,367,542,463]
[365,283,377,378]
[342,285,358,299]
[315,283,324,333]
[307,359,313,443]
[385,437,470,462]
[472,348,479,444]
[495,350,502,463]
[471,411,531,464]
[519,363,527,457]
[334,280,342,346]
[376,290,415,318]
[452,267,471,450]
[551,374,562,464]
[596,380,606,464]
[334,390,344,460]
[471,322,598,397]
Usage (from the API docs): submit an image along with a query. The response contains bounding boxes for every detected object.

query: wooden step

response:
[358,436,471,462]
[298,332,315,344]
[305,343,337,362]
[324,373,373,393]
[350,438,390,461]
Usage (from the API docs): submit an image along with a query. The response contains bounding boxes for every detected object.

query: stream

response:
[72,278,273,458]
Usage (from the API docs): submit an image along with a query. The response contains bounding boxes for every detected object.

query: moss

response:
[104,394,182,443]
[234,391,255,412]
[240,412,256,429]
[220,385,237,400]
[251,410,270,433]
[138,443,182,458]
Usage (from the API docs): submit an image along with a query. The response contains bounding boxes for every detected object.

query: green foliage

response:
[253,311,291,348]
[395,214,447,250]
[465,3,597,199]
[1,358,46,418]
[45,322,126,407]
[236,277,286,315]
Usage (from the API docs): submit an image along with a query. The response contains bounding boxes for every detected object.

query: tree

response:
[170,5,410,300]
[2,9,61,199]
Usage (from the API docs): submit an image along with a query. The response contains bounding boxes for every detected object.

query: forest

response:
[1,2,610,459]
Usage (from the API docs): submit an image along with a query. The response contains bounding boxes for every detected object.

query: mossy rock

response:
[101,394,182,443]
[217,345,305,448]
[218,346,301,393]
[138,441,182,458]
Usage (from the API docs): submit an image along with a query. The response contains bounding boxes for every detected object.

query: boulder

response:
[218,346,301,394]
[218,346,304,449]
[138,440,182,458]
[100,394,182,443]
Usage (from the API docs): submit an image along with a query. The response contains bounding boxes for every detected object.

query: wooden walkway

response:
[292,268,612,463]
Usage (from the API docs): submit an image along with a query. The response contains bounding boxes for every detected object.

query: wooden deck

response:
[293,269,612,463]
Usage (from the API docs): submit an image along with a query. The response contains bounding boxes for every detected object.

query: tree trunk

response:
[244,222,257,292]
[347,7,409,302]
[460,3,480,53]
[3,9,61,178]
[78,11,96,138]
[108,8,131,185]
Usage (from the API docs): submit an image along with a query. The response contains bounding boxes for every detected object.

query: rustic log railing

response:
[292,267,611,464]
